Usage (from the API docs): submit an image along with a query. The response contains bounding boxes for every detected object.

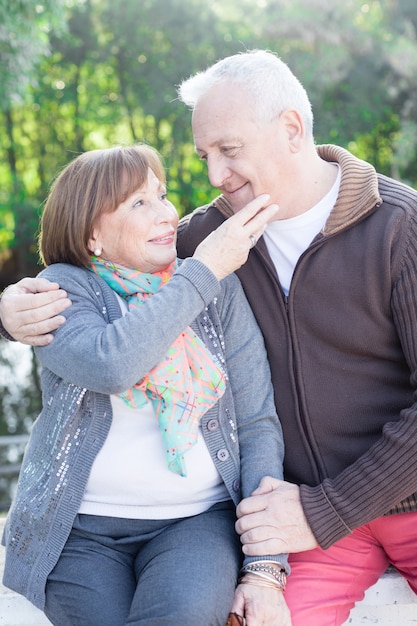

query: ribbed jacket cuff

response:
[300,483,353,549]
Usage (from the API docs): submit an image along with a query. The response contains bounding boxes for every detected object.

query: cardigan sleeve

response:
[35,259,221,393]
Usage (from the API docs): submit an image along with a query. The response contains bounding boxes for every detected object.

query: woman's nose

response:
[152,200,176,223]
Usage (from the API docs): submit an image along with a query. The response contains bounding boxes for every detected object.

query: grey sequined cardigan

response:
[2,258,286,610]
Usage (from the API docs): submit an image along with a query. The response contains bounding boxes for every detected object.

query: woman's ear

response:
[88,229,102,257]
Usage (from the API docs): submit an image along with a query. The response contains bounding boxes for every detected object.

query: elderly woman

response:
[2,144,290,625]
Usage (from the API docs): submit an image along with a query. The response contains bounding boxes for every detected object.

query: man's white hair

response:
[178,49,314,137]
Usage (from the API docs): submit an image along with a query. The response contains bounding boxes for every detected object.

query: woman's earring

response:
[94,247,102,257]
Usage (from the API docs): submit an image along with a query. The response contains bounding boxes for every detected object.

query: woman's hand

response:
[193,195,278,280]
[0,195,278,342]
[0,278,71,345]
[230,574,292,625]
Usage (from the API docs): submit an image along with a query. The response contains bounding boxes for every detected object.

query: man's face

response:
[192,82,286,213]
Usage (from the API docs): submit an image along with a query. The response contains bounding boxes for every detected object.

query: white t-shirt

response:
[79,296,229,520]
[264,165,341,295]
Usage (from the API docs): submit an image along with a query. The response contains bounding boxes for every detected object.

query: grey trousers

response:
[44,500,240,626]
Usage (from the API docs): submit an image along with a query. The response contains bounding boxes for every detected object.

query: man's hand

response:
[0,278,71,346]
[235,477,318,555]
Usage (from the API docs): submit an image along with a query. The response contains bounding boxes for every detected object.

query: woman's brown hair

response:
[39,144,166,267]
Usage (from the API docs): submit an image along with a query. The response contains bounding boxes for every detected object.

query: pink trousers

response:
[285,511,417,626]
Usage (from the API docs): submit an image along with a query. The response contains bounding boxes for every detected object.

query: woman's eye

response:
[160,192,168,201]
[133,199,143,208]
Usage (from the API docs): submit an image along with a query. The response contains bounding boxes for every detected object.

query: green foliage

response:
[0,0,67,109]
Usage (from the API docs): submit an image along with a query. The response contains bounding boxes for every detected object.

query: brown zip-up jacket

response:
[177,144,417,549]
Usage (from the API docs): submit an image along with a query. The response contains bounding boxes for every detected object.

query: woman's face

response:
[90,168,179,273]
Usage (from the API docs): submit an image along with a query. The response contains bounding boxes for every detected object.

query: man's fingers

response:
[1,292,71,343]
[17,290,70,312]
[17,297,71,322]
[2,287,70,317]
[236,492,269,520]
[242,537,286,556]
[13,315,67,346]
[22,315,67,336]
[20,333,55,347]
[238,521,286,555]
[252,476,282,496]
[235,509,268,539]
[13,278,62,295]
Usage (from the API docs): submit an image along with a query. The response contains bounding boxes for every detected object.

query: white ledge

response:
[1,517,416,625]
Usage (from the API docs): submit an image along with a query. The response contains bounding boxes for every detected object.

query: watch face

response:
[226,613,246,626]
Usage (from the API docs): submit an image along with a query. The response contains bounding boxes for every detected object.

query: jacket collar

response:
[318,144,381,236]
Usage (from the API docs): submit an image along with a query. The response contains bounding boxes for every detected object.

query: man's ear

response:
[281,109,304,151]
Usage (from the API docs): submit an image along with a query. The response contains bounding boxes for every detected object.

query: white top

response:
[264,165,341,295]
[79,295,229,519]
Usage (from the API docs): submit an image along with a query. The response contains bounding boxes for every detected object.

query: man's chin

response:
[226,197,249,213]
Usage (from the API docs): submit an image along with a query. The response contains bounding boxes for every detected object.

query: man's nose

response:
[207,157,231,189]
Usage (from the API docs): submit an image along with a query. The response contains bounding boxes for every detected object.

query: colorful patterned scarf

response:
[90,257,226,476]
